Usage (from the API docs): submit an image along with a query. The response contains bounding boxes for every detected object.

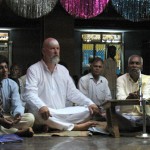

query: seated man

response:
[78,57,112,120]
[24,37,100,132]
[9,64,27,107]
[9,63,22,93]
[116,54,150,131]
[0,55,35,137]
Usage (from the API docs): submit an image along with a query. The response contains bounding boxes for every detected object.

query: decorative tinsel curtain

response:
[111,0,150,22]
[0,0,150,21]
[60,0,110,19]
[5,0,58,19]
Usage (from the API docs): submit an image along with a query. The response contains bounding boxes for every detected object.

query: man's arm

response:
[142,76,150,100]
[67,75,94,106]
[9,80,24,117]
[116,76,128,100]
[24,66,50,120]
[24,67,47,110]
[0,117,14,129]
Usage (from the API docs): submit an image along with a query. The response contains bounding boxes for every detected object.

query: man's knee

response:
[23,113,35,127]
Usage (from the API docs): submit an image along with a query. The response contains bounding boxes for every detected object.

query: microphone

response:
[138,69,142,110]
[138,69,142,88]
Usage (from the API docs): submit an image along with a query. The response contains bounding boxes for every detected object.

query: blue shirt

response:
[1,78,24,116]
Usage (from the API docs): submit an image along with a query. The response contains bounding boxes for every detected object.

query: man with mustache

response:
[78,57,112,121]
[24,37,100,132]
[0,55,35,137]
[116,55,150,131]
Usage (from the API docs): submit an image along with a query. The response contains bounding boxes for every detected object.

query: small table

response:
[102,99,145,138]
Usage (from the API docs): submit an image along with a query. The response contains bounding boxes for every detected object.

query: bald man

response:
[24,37,100,131]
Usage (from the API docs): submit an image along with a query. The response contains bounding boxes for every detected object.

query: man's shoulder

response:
[29,61,41,68]
[100,76,108,81]
[142,74,150,78]
[2,78,18,88]
[117,73,128,83]
[27,61,43,73]
[79,73,91,80]
[142,74,150,83]
[57,64,68,70]
[57,64,70,75]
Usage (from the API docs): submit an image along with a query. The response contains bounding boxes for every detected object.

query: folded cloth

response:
[0,134,23,144]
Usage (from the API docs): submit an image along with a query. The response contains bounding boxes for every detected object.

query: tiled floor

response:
[1,133,150,150]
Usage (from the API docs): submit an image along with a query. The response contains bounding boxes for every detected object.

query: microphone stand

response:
[136,70,150,138]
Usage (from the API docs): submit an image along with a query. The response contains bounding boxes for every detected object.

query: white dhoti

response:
[31,106,91,131]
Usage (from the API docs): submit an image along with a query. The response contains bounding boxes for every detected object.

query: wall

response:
[43,4,76,76]
[10,28,42,74]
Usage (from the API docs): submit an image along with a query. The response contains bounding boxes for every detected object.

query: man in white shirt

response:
[78,57,112,121]
[79,57,112,106]
[24,37,99,131]
[116,55,150,131]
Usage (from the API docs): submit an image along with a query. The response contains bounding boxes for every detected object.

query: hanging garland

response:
[5,0,58,19]
[60,0,110,19]
[2,0,150,21]
[111,0,150,22]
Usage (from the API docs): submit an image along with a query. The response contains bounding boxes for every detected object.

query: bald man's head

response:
[42,38,59,50]
[42,37,60,64]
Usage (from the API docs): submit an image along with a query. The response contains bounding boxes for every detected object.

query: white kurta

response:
[24,60,94,130]
[116,73,150,127]
[78,73,112,106]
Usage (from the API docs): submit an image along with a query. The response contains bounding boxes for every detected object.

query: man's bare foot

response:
[15,127,34,137]
[73,121,98,131]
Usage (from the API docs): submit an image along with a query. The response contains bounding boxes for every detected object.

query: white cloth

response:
[78,73,112,106]
[24,60,94,131]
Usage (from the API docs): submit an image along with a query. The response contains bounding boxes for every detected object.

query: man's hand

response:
[126,91,140,99]
[0,118,14,129]
[13,113,22,124]
[39,106,51,120]
[88,104,100,115]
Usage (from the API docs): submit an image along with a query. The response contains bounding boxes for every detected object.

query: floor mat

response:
[34,122,107,137]
[34,131,91,137]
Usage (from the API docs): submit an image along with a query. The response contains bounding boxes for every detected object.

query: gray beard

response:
[51,56,60,64]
